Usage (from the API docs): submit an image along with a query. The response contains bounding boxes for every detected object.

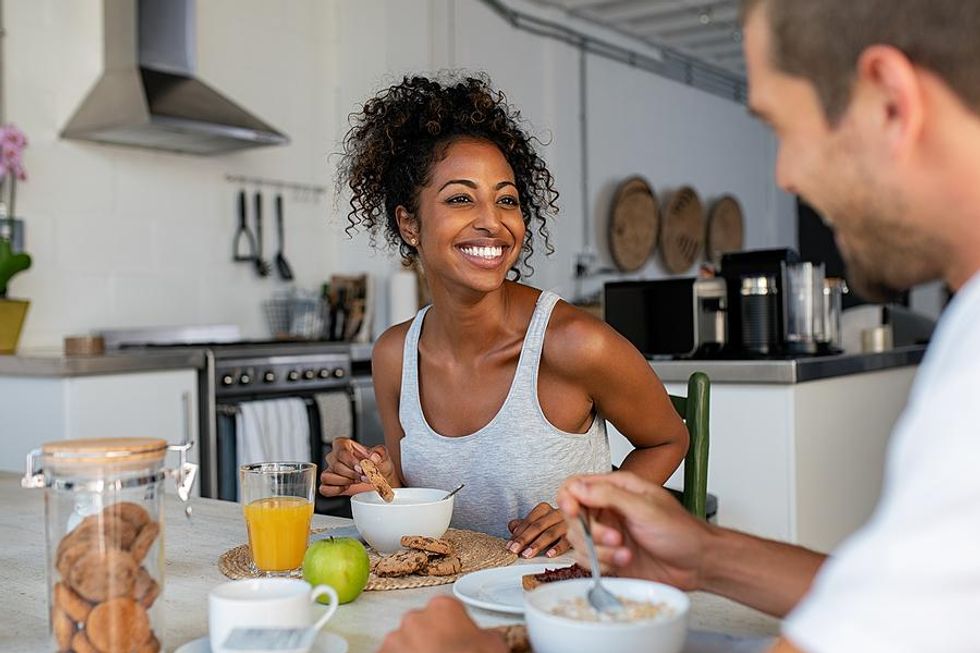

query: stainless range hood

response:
[61,0,289,155]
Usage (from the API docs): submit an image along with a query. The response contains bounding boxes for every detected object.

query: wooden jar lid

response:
[706,195,745,265]
[608,177,660,272]
[42,437,168,466]
[661,186,704,273]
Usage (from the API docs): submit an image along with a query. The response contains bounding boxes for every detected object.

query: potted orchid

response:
[0,123,32,353]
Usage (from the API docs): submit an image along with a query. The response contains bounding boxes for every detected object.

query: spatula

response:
[274,194,294,281]
[254,191,271,277]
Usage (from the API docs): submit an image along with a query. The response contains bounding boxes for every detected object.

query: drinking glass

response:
[240,462,316,575]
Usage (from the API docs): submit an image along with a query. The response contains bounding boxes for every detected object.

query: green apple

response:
[302,537,370,604]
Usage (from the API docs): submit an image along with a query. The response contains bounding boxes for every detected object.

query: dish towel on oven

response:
[236,398,312,467]
[314,391,353,447]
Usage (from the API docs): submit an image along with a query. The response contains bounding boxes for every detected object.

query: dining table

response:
[0,472,780,652]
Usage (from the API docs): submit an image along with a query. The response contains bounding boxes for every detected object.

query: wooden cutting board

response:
[661,186,704,273]
[706,195,745,264]
[608,176,659,272]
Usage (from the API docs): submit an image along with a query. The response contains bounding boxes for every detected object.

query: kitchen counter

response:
[649,345,926,384]
[0,472,780,652]
[0,348,207,377]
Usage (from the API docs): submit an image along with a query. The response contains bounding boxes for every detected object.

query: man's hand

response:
[378,596,508,653]
[507,502,571,558]
[557,472,712,590]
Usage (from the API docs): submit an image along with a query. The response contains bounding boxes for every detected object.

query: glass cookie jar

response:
[22,437,197,653]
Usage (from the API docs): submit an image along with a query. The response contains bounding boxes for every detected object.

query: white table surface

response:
[0,473,780,652]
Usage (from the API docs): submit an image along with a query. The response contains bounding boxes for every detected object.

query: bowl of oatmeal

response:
[524,577,689,653]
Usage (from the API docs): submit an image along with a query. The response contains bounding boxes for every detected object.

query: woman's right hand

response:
[319,437,398,497]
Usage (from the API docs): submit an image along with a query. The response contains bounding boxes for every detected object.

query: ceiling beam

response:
[575,0,734,23]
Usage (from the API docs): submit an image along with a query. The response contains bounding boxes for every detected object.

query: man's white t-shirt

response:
[784,272,980,652]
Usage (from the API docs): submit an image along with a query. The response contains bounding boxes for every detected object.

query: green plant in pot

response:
[0,123,32,354]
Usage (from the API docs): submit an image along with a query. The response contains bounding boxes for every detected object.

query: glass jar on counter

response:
[22,437,197,653]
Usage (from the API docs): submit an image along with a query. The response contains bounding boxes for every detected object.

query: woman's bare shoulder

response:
[544,299,624,374]
[372,321,411,377]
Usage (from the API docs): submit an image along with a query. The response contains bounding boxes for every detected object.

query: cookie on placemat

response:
[373,550,428,577]
[401,535,455,556]
[424,554,462,577]
[359,458,394,502]
[487,624,531,653]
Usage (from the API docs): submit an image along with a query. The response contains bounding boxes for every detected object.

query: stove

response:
[105,327,363,504]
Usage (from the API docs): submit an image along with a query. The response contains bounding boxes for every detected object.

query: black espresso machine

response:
[719,248,839,357]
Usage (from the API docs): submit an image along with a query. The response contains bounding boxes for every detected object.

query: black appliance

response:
[604,278,727,358]
[720,248,835,358]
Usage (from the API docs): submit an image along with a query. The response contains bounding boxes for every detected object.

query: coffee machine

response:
[720,248,832,357]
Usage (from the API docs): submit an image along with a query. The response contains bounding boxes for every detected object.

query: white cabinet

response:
[0,370,199,487]
[609,365,917,552]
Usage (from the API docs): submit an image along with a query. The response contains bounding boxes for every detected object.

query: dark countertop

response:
[650,346,926,384]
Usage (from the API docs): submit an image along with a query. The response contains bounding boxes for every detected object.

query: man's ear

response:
[395,206,419,246]
[855,45,924,160]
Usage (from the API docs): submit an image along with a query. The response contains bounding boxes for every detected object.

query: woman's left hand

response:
[506,502,570,558]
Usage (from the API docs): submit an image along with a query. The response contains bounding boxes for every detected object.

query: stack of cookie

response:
[51,502,162,653]
[373,535,462,578]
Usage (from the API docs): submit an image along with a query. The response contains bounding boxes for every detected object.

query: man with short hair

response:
[379,1,980,651]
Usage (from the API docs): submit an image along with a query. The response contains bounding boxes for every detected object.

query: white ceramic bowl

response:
[525,578,690,653]
[350,487,454,553]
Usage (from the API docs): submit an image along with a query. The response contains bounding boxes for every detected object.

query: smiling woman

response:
[323,73,688,560]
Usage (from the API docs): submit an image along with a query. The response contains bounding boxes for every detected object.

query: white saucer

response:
[174,632,347,653]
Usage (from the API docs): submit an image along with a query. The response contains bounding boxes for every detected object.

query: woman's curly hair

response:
[337,73,558,279]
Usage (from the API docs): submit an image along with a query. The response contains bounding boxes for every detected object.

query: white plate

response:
[174,632,347,653]
[452,564,558,615]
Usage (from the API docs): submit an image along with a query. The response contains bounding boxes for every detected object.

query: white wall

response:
[2,0,793,348]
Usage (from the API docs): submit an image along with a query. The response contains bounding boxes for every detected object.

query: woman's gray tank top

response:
[399,290,611,538]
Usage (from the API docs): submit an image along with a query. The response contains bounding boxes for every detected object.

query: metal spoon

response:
[578,512,624,615]
[442,483,465,501]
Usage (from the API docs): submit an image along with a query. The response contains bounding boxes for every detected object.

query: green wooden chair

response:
[668,371,711,520]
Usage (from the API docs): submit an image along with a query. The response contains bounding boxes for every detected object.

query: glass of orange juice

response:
[240,462,316,575]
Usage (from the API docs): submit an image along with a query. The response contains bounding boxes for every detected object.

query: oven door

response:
[214,399,324,503]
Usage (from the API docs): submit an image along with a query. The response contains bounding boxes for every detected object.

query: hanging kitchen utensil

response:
[706,195,745,265]
[274,194,295,281]
[232,189,257,262]
[608,176,660,273]
[253,191,271,277]
[661,186,705,273]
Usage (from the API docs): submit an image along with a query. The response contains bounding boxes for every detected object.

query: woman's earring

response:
[409,238,417,246]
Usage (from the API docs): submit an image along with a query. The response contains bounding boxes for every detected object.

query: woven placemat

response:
[218,527,518,591]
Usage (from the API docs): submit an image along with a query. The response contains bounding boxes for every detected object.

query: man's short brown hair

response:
[742,0,980,123]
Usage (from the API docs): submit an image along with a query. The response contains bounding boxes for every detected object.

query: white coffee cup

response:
[209,578,339,653]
